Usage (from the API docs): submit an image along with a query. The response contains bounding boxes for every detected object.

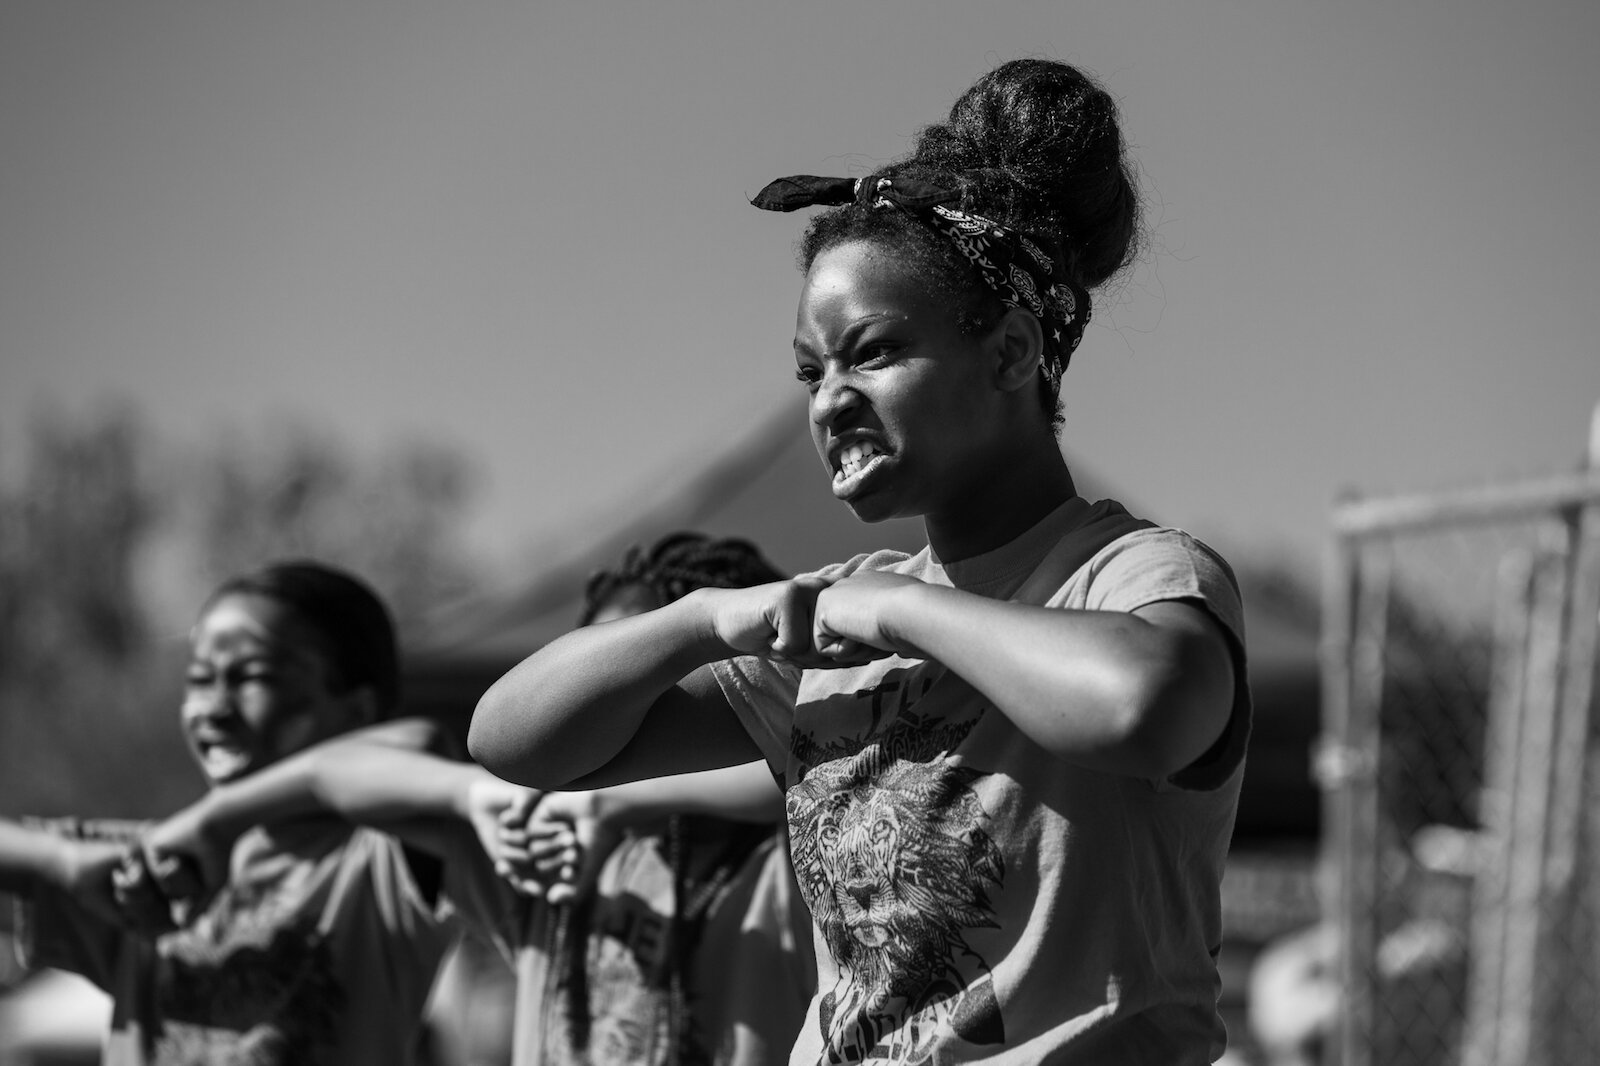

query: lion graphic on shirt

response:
[788,741,1005,1063]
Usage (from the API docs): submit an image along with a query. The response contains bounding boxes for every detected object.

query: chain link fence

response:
[1318,411,1600,1066]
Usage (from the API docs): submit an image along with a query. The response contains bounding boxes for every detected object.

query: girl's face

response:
[182,592,358,786]
[794,240,1012,528]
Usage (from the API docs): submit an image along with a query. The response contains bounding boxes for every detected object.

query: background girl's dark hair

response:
[578,531,786,625]
[208,559,401,715]
[797,58,1141,424]
[567,530,786,1062]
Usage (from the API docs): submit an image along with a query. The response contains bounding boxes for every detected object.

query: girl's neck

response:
[923,447,1077,563]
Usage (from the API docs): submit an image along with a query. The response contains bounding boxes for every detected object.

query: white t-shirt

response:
[711,498,1251,1065]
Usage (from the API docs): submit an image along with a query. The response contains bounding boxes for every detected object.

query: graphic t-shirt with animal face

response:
[713,498,1251,1066]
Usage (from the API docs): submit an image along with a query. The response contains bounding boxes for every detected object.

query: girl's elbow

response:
[465,693,514,775]
[466,695,553,787]
[1105,670,1200,778]
[1120,676,1231,779]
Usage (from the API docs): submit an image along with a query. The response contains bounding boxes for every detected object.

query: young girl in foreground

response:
[471,58,1250,1065]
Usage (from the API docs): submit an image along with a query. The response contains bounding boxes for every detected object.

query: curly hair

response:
[797,58,1142,427]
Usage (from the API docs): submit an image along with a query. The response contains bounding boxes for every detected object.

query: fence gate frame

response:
[1319,403,1600,1066]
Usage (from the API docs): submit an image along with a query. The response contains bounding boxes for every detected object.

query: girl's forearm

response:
[0,818,75,893]
[592,762,783,829]
[469,591,730,788]
[200,746,483,841]
[882,584,1233,779]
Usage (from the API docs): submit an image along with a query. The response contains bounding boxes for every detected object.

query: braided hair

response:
[561,531,785,1063]
[579,531,785,626]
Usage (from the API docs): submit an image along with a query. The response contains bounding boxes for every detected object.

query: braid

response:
[579,531,785,624]
[566,532,787,1060]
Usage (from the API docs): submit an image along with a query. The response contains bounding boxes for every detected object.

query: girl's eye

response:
[794,365,821,387]
[857,343,898,367]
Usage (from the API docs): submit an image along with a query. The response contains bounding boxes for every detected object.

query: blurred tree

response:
[182,425,479,637]
[0,409,153,685]
[0,409,483,818]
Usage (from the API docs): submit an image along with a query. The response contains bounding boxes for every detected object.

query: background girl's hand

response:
[812,570,927,664]
[63,840,146,929]
[139,798,232,924]
[520,790,621,906]
[464,776,541,884]
[109,847,182,932]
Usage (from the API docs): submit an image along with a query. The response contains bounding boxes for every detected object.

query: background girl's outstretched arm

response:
[142,719,535,900]
[509,760,783,904]
[0,819,131,926]
[813,571,1238,781]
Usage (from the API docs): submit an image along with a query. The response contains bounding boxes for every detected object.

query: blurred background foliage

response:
[0,407,483,818]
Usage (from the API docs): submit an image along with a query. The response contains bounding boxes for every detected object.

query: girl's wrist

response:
[880,580,940,657]
[676,587,739,658]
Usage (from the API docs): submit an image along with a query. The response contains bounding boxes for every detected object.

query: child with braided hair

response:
[506,530,816,1066]
[473,58,1250,1065]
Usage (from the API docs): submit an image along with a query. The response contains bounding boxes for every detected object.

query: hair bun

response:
[908,59,1139,289]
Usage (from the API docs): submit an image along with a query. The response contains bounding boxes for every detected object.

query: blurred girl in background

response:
[0,560,498,1065]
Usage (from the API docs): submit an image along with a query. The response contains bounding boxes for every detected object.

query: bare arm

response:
[0,819,130,926]
[144,719,531,894]
[813,571,1237,780]
[469,579,860,789]
[511,760,783,905]
[564,760,783,830]
[0,819,83,895]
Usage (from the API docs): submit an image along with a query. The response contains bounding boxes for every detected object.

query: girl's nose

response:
[811,371,861,430]
[183,683,236,722]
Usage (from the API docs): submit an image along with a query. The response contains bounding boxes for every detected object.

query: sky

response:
[3,0,1598,590]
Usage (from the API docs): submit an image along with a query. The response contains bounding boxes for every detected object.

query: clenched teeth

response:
[839,441,880,476]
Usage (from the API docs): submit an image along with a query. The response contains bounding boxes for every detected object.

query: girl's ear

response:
[991,308,1044,393]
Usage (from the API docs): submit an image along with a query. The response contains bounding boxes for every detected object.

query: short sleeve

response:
[1073,529,1251,792]
[1076,528,1246,652]
[709,655,802,780]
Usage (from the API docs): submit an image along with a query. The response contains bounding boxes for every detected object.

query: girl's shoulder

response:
[1068,521,1246,649]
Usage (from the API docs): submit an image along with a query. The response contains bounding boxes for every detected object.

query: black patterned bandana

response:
[751,173,1091,396]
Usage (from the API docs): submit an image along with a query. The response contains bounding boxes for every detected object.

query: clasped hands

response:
[103,782,618,932]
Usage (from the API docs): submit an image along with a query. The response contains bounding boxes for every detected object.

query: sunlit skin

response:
[795,239,1076,562]
[182,593,368,787]
[588,582,664,625]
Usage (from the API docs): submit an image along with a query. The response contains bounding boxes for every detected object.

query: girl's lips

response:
[831,450,891,501]
[194,736,254,780]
